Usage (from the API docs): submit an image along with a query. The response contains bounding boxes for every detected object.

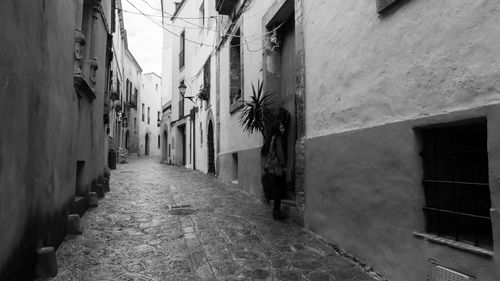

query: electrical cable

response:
[125,0,284,46]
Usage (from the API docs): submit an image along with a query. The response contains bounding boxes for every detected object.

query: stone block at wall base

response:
[281,199,305,227]
[35,247,57,278]
[72,196,88,217]
[93,184,104,198]
[66,214,82,235]
[88,192,98,207]
[103,178,110,192]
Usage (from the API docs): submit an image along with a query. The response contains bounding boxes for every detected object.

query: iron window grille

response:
[229,29,242,105]
[419,120,493,249]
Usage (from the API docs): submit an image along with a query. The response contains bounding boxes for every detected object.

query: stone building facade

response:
[162,0,218,173]
[0,0,113,279]
[139,73,162,156]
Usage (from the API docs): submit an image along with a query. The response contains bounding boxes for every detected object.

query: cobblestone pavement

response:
[48,156,378,281]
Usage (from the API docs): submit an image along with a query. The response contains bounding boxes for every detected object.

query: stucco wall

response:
[305,106,500,281]
[303,1,500,279]
[0,0,77,279]
[304,0,500,139]
[0,0,111,279]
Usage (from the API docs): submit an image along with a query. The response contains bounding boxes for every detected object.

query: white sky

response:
[121,0,164,75]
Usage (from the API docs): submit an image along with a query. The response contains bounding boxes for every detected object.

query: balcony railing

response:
[125,95,137,109]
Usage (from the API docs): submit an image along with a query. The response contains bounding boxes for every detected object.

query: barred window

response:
[419,119,493,249]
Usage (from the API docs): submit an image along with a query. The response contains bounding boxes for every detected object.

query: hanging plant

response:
[197,84,210,101]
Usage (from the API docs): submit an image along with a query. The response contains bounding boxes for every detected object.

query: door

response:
[207,121,215,174]
[145,133,149,155]
[181,127,186,165]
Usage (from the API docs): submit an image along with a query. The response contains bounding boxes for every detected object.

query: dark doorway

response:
[145,133,150,155]
[278,15,297,198]
[179,125,186,165]
[207,120,215,174]
[125,130,130,150]
[75,161,85,196]
[162,130,168,162]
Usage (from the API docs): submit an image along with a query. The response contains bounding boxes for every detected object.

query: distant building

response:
[0,0,114,279]
[122,49,142,155]
[139,73,162,156]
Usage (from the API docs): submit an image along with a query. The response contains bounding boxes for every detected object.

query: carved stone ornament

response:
[73,30,86,76]
[89,58,99,86]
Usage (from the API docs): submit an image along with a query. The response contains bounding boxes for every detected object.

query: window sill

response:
[413,232,493,257]
[229,101,244,114]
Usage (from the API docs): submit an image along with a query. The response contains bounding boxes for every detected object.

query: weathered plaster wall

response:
[303,0,500,280]
[0,0,77,279]
[305,106,500,281]
[304,0,500,139]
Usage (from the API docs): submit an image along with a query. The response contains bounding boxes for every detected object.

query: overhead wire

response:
[125,0,285,47]
[139,0,278,40]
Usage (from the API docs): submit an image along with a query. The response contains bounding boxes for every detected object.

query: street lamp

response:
[179,81,195,103]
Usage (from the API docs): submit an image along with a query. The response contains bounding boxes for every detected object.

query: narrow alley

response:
[47,157,377,281]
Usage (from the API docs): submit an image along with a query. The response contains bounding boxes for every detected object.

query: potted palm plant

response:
[239,80,290,205]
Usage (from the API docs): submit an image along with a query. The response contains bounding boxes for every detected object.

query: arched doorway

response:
[145,133,150,155]
[162,130,168,162]
[207,120,215,174]
[125,130,130,150]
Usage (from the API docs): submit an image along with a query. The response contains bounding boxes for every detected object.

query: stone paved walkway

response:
[47,156,378,281]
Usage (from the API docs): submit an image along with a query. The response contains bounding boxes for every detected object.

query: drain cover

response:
[168,205,196,215]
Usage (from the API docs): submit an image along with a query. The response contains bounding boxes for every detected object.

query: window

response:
[126,79,130,102]
[155,84,158,91]
[419,120,492,249]
[157,111,160,127]
[134,117,137,131]
[134,88,138,104]
[199,1,205,27]
[179,30,185,69]
[147,107,150,124]
[203,57,210,106]
[142,103,145,121]
[229,28,242,107]
[158,135,160,149]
